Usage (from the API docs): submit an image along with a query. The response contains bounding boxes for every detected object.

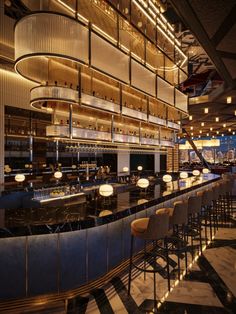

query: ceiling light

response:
[221,134,224,137]
[223,123,226,128]
[235,110,236,116]
[191,132,193,136]
[207,133,209,136]
[198,135,201,138]
[199,130,202,134]
[216,131,219,134]
[201,122,204,126]
[204,108,208,114]
[233,131,235,135]
[178,121,181,125]
[189,115,193,120]
[228,128,231,132]
[212,135,215,138]
[137,178,150,188]
[215,117,219,122]
[210,127,213,131]
[227,96,232,104]
[190,126,193,130]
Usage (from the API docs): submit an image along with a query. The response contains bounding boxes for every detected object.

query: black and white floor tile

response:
[66,210,236,314]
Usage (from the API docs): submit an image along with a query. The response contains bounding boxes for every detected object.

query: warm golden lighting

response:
[122,166,129,172]
[190,126,193,130]
[201,122,204,126]
[192,170,200,176]
[15,174,25,182]
[204,108,208,113]
[137,166,143,171]
[235,110,236,116]
[178,121,181,125]
[199,130,202,134]
[216,131,219,134]
[227,96,232,104]
[215,117,219,122]
[163,174,172,182]
[137,178,149,189]
[222,134,224,137]
[202,168,210,174]
[191,132,193,136]
[207,133,209,136]
[99,184,113,197]
[180,171,188,179]
[210,127,213,131]
[189,115,193,120]
[54,171,63,179]
[228,128,231,132]
[223,123,226,128]
[233,131,235,135]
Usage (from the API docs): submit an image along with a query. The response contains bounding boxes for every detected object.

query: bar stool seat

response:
[131,218,149,236]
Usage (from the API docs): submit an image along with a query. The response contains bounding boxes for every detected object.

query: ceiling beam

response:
[211,3,236,47]
[217,50,236,60]
[169,0,235,89]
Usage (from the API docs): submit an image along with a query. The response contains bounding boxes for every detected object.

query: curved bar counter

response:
[0,174,220,300]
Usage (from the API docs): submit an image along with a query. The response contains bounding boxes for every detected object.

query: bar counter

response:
[0,174,220,300]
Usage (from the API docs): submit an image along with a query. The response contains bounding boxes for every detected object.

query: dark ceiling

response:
[169,0,236,137]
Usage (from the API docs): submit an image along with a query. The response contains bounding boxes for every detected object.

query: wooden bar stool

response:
[128,212,170,307]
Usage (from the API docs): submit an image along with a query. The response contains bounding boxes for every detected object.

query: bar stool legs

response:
[128,235,134,296]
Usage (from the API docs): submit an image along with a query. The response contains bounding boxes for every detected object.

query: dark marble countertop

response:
[0,174,220,237]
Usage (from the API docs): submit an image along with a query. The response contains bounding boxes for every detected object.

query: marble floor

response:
[68,207,236,314]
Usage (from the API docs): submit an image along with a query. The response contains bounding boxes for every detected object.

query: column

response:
[154,152,160,173]
[117,150,130,176]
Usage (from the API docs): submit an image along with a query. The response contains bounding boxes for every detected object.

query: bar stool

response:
[128,212,170,305]
[212,183,220,231]
[156,201,189,279]
[187,194,203,257]
[197,189,214,243]
[218,180,228,223]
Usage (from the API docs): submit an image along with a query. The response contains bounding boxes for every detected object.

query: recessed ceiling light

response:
[215,117,219,122]
[204,108,208,113]
[227,96,232,104]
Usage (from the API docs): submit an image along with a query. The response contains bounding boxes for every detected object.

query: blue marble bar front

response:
[0,174,220,300]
